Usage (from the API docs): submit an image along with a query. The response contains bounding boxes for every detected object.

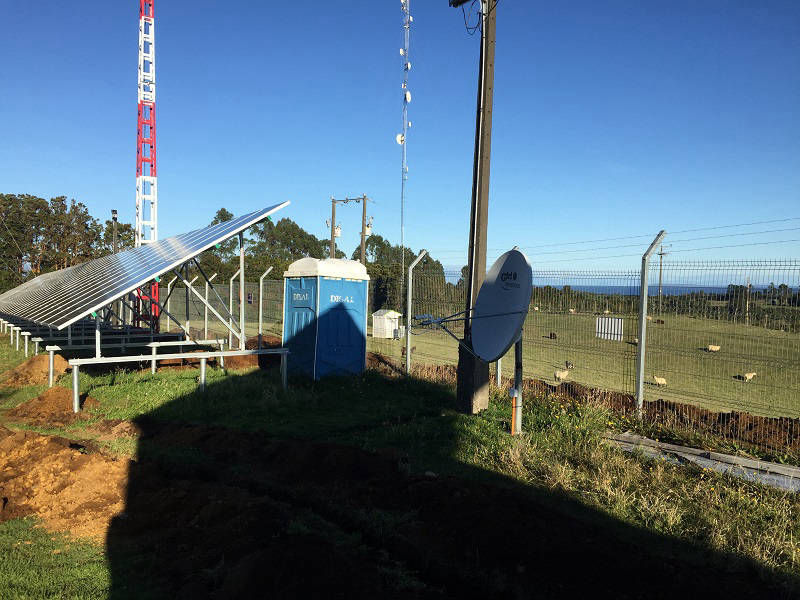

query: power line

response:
[0,213,25,256]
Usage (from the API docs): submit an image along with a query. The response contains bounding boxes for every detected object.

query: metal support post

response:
[229,268,241,349]
[48,350,55,387]
[204,273,218,339]
[95,317,101,358]
[406,250,427,374]
[199,357,207,391]
[34,339,40,355]
[23,333,29,357]
[151,345,157,374]
[72,365,80,413]
[360,194,367,265]
[67,325,72,346]
[174,271,242,344]
[636,230,667,417]
[185,271,198,335]
[15,327,19,351]
[258,267,274,348]
[511,337,523,435]
[239,233,246,350]
[496,358,502,388]
[166,275,178,332]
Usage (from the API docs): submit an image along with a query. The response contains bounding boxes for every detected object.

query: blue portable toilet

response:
[282,258,369,379]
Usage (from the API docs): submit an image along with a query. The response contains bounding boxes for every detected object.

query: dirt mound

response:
[0,426,129,540]
[2,354,69,387]
[6,387,99,426]
[89,419,142,442]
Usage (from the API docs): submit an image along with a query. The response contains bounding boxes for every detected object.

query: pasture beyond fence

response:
[161,259,800,458]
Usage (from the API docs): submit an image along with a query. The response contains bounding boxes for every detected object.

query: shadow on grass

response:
[106,367,794,599]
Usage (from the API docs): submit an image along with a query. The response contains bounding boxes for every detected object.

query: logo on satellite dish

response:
[500,271,520,290]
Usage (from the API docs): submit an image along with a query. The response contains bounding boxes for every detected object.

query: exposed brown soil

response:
[398,356,800,456]
[0,426,129,540]
[2,354,70,387]
[5,387,99,426]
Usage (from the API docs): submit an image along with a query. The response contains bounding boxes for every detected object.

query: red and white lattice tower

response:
[135,0,158,247]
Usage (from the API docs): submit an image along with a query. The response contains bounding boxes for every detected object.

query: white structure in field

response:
[372,309,402,339]
[596,316,624,341]
[135,0,158,246]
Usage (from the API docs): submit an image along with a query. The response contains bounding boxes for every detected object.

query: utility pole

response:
[360,194,368,265]
[329,197,336,258]
[452,0,496,415]
[328,196,371,262]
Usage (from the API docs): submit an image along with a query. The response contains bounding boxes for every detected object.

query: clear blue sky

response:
[2,1,798,269]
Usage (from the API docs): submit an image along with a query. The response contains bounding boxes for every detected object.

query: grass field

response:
[1,339,800,596]
[368,311,800,418]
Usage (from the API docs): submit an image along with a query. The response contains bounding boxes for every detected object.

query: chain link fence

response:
[158,259,800,458]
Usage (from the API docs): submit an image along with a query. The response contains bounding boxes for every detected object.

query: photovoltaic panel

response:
[0,202,289,329]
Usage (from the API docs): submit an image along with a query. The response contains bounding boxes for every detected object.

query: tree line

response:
[0,194,447,313]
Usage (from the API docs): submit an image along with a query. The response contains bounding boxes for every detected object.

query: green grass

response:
[1,352,800,594]
[369,312,800,418]
[0,518,111,599]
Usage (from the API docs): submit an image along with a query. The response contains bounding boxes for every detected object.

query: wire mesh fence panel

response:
[641,260,800,455]
[516,269,640,399]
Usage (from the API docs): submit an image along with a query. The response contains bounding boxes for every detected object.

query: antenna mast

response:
[135,0,158,247]
[399,0,412,306]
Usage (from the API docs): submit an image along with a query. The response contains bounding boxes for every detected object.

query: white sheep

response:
[743,372,756,382]
[533,306,539,311]
[568,308,576,314]
[707,344,721,352]
[554,369,569,382]
[653,375,667,387]
[646,315,653,321]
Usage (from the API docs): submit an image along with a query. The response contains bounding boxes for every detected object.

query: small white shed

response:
[372,309,402,339]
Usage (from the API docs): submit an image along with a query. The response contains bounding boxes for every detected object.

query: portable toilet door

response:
[282,275,317,377]
[316,275,367,378]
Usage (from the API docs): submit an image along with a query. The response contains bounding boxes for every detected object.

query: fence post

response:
[258,267,274,349]
[204,272,217,339]
[406,250,427,374]
[636,230,666,416]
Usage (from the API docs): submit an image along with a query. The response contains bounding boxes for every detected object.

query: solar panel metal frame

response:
[0,202,289,330]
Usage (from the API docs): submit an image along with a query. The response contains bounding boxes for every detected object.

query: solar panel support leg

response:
[151,346,157,374]
[199,358,207,391]
[95,318,101,358]
[15,328,19,351]
[496,358,502,388]
[23,335,28,357]
[239,233,245,350]
[72,365,80,413]
[48,351,55,388]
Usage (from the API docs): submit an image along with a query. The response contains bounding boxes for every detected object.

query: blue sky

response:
[2,1,798,269]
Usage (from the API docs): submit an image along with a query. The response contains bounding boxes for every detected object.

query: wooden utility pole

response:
[330,197,336,259]
[455,0,496,414]
[360,194,368,265]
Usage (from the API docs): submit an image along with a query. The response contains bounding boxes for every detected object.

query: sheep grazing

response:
[548,332,557,340]
[568,308,576,314]
[707,344,721,353]
[555,369,569,382]
[565,360,575,370]
[744,372,757,382]
[646,316,653,321]
[533,306,539,311]
[653,375,667,387]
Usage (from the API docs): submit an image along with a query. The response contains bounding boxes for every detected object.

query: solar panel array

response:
[0,202,289,329]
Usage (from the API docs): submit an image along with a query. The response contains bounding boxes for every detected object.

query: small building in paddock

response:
[371,309,403,339]
[282,258,369,379]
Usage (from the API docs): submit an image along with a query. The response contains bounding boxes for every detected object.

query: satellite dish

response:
[396,133,405,145]
[399,48,405,56]
[471,249,532,363]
